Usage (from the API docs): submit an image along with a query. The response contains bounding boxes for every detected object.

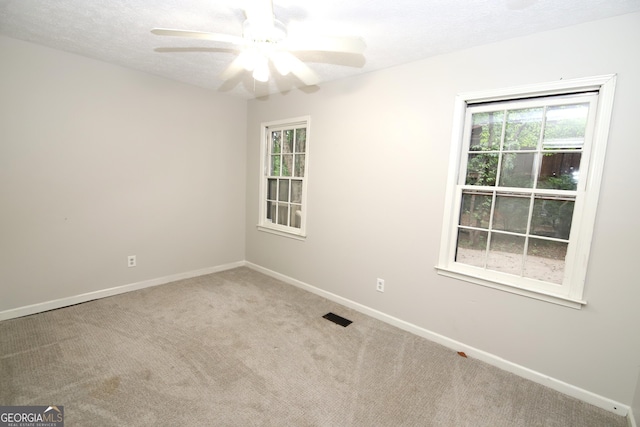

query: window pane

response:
[492,193,530,233]
[277,203,289,226]
[543,103,589,145]
[278,180,289,202]
[537,152,581,190]
[504,108,542,151]
[294,154,305,177]
[290,204,302,228]
[271,155,281,176]
[267,179,277,200]
[282,154,293,177]
[266,201,275,221]
[291,180,302,203]
[283,129,294,153]
[531,196,574,240]
[271,131,281,154]
[296,128,306,153]
[465,153,498,186]
[459,190,492,229]
[499,152,535,188]
[525,238,567,284]
[455,229,487,268]
[487,233,525,276]
[470,111,503,151]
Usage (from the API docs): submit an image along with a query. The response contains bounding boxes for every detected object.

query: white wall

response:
[246,12,640,407]
[0,35,247,313]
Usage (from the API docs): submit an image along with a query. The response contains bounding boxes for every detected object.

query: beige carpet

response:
[0,267,627,426]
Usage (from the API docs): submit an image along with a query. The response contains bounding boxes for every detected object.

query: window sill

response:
[257,225,307,241]
[435,266,586,309]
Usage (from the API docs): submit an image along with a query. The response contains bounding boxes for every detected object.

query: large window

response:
[258,116,310,239]
[437,76,616,308]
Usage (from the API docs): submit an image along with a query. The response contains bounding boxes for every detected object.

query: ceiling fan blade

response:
[284,36,366,55]
[291,64,319,87]
[151,28,245,46]
[275,52,319,86]
[219,55,249,80]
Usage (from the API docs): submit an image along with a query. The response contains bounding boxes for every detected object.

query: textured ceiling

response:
[1,0,639,98]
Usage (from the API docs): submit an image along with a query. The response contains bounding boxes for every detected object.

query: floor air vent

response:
[323,312,352,327]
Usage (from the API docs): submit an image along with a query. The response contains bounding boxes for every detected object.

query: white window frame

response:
[257,116,310,240]
[436,75,617,309]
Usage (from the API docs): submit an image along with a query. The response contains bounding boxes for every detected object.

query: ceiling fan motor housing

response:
[242,18,287,44]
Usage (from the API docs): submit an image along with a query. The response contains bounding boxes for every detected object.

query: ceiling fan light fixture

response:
[252,55,270,82]
[238,50,259,71]
[271,51,293,76]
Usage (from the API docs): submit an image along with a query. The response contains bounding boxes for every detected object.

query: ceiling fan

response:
[151,0,366,86]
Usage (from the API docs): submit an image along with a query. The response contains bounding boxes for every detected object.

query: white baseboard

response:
[245,261,630,418]
[629,407,637,427]
[0,261,245,321]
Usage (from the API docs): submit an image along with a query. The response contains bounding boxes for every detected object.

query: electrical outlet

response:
[376,278,385,292]
[128,255,136,268]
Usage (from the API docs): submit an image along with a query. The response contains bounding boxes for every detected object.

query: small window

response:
[258,116,310,239]
[436,76,616,308]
